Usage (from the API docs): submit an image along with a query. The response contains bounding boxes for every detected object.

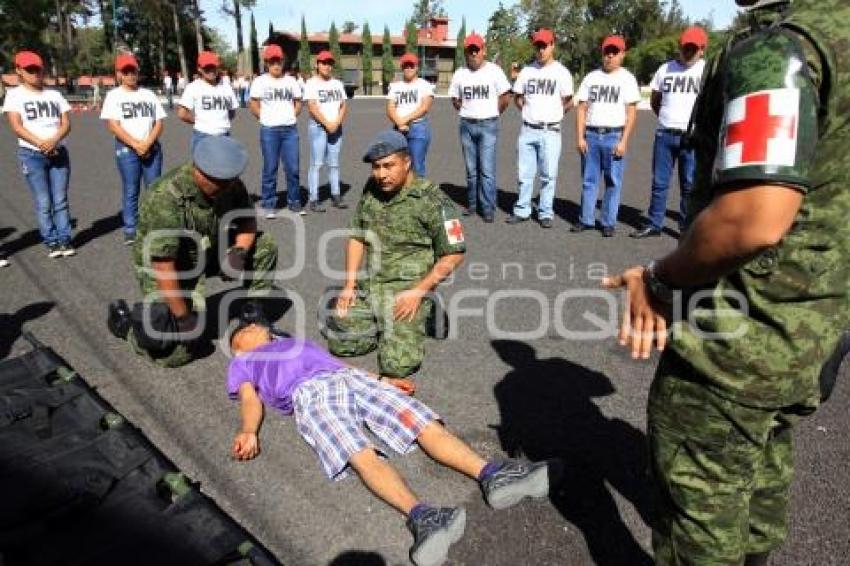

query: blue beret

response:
[362,130,409,163]
[193,136,248,179]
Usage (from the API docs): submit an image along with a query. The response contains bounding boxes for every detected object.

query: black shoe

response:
[107,299,132,340]
[331,195,348,209]
[407,506,466,566]
[483,213,495,223]
[505,215,528,225]
[539,218,553,229]
[744,553,771,566]
[570,223,591,233]
[629,226,661,239]
[461,207,472,217]
[601,226,615,237]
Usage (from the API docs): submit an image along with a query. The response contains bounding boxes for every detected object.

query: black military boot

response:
[107,300,132,340]
[744,552,771,566]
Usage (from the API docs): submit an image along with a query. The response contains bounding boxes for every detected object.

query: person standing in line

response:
[249,45,303,219]
[506,28,574,229]
[162,70,174,109]
[221,69,232,89]
[449,33,512,223]
[386,53,435,177]
[572,35,641,237]
[303,50,349,214]
[100,53,167,245]
[177,51,238,154]
[175,71,186,97]
[2,50,75,258]
[631,26,708,239]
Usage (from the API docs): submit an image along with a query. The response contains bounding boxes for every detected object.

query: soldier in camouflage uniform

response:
[325,130,465,383]
[109,136,278,368]
[603,0,849,563]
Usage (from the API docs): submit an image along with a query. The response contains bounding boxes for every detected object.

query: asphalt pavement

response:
[0,99,847,566]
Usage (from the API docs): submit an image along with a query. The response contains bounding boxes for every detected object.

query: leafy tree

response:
[405,20,418,54]
[486,2,528,73]
[268,21,273,40]
[249,10,259,74]
[361,21,373,94]
[298,14,311,76]
[381,25,394,94]
[329,21,343,78]
[411,0,446,27]
[220,0,256,55]
[454,17,466,71]
[342,21,358,34]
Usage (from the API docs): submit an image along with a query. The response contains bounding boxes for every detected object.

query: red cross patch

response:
[721,88,799,169]
[444,219,464,245]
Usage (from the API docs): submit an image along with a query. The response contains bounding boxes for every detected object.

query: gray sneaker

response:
[47,244,62,258]
[308,200,327,213]
[59,243,76,257]
[331,195,348,209]
[481,459,549,510]
[407,506,466,566]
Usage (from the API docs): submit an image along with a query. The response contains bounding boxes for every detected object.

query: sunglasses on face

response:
[119,67,138,74]
[603,48,622,56]
[22,66,43,74]
[402,63,416,70]
[465,47,481,55]
[201,66,218,73]
[318,60,333,65]
[267,59,283,65]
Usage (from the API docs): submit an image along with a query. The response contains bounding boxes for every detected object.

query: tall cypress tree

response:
[299,15,311,77]
[329,21,343,78]
[454,17,466,70]
[361,21,373,94]
[381,25,394,94]
[249,11,260,74]
[267,21,273,41]
[405,20,418,53]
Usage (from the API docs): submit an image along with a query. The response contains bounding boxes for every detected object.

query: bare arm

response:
[294,98,302,115]
[233,218,258,250]
[403,95,433,124]
[335,238,366,317]
[614,103,637,157]
[176,105,195,125]
[336,100,348,126]
[497,92,511,114]
[6,112,46,148]
[145,119,164,148]
[53,111,71,145]
[514,93,524,111]
[575,101,588,154]
[307,100,331,130]
[232,382,264,460]
[562,95,574,114]
[248,97,261,119]
[151,259,191,318]
[452,97,462,111]
[650,90,662,117]
[386,99,403,127]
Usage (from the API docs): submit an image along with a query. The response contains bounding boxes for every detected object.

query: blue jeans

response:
[190,130,229,156]
[459,117,499,215]
[115,140,163,237]
[402,119,432,177]
[647,129,695,230]
[260,125,300,208]
[514,125,562,220]
[308,120,342,201]
[17,146,72,246]
[579,130,626,229]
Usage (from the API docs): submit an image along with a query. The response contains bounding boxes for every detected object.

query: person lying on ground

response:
[228,322,550,566]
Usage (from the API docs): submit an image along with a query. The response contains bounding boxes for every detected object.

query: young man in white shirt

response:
[573,35,641,237]
[387,53,435,177]
[2,50,75,258]
[250,44,303,218]
[177,51,238,154]
[631,26,708,239]
[506,28,574,229]
[162,70,173,109]
[100,53,167,244]
[303,50,349,213]
[449,33,512,223]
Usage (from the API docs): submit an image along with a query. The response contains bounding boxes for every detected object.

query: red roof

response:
[276,31,456,49]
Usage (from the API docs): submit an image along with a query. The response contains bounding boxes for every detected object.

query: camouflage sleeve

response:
[347,184,369,242]
[428,193,467,257]
[230,180,256,223]
[713,28,820,192]
[139,192,183,259]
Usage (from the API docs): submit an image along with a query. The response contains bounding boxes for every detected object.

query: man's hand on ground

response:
[232,432,260,460]
[393,289,423,322]
[335,286,357,318]
[602,266,669,359]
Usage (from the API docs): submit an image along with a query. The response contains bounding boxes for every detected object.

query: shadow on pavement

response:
[490,339,654,566]
[0,301,55,360]
[204,290,294,341]
[72,214,123,248]
[1,228,41,257]
[328,550,387,565]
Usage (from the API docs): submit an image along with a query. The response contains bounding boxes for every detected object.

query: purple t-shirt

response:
[226,338,347,415]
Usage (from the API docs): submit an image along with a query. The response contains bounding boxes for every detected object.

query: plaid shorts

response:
[292,368,439,480]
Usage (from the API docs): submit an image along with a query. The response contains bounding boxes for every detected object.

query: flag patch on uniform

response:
[721,88,799,169]
[444,219,464,245]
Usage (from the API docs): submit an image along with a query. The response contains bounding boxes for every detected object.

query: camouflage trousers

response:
[648,352,805,565]
[128,233,278,368]
[325,283,431,378]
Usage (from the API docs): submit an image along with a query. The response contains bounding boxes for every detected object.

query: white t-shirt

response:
[100,86,167,141]
[177,77,187,91]
[249,73,302,127]
[222,75,232,87]
[513,60,574,124]
[1,86,71,150]
[303,77,347,123]
[449,62,512,120]
[387,78,435,121]
[650,58,705,130]
[576,67,641,128]
[178,78,238,135]
[163,75,173,90]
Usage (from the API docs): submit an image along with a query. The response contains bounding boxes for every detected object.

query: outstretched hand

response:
[232,431,260,460]
[602,266,669,360]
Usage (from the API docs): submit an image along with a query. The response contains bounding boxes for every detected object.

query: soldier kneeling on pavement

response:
[107,136,278,367]
[322,130,465,387]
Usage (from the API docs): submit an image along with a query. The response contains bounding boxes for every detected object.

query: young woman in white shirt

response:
[386,53,435,177]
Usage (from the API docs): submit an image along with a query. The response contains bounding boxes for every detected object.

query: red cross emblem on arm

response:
[444,219,465,244]
[725,91,798,164]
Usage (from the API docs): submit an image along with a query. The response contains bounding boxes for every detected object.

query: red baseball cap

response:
[531,28,555,45]
[400,52,419,67]
[115,54,139,71]
[316,50,335,63]
[601,35,626,52]
[464,33,485,50]
[197,51,220,68]
[263,44,283,60]
[15,51,43,69]
[679,26,708,49]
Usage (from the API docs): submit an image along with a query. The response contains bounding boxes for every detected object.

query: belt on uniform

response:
[658,127,687,135]
[461,116,498,123]
[523,120,561,132]
[586,126,624,134]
